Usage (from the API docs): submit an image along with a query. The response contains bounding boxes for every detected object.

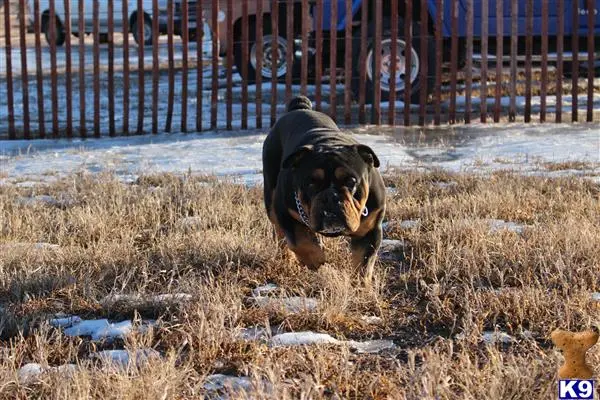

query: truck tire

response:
[234,18,299,83]
[132,14,153,46]
[43,14,66,47]
[353,18,434,105]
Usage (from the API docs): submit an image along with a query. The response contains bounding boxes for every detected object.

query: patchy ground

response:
[1,169,599,399]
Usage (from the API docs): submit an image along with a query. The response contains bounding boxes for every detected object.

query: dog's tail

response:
[287,96,313,112]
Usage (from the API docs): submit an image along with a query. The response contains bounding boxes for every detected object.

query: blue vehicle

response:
[217,1,600,103]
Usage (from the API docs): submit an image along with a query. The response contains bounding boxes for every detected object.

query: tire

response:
[43,15,66,47]
[234,18,299,83]
[132,14,153,46]
[352,18,435,105]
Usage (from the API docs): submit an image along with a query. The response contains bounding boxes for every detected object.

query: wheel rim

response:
[366,38,420,93]
[250,35,288,79]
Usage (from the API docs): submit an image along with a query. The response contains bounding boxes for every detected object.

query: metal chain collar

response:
[294,192,369,226]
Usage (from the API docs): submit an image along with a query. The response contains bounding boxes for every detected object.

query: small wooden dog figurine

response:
[551,327,599,379]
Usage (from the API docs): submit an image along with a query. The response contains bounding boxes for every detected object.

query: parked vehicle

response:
[202,0,600,104]
[28,0,200,46]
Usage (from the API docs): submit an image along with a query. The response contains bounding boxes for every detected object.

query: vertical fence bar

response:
[166,0,174,131]
[420,0,430,125]
[344,0,352,124]
[3,0,14,139]
[372,0,382,124]
[181,0,189,132]
[388,0,397,126]
[195,0,203,131]
[78,0,85,137]
[241,0,249,129]
[93,0,100,137]
[50,0,59,137]
[586,0,594,122]
[151,0,159,133]
[286,0,294,102]
[358,0,367,123]
[434,0,442,125]
[255,0,263,129]
[480,0,488,123]
[34,0,45,138]
[136,0,145,134]
[315,0,323,111]
[464,0,473,124]
[63,0,72,137]
[403,0,412,126]
[509,0,517,122]
[524,0,532,122]
[571,0,579,122]
[122,0,129,135]
[493,0,502,122]
[556,0,563,123]
[211,0,219,129]
[107,0,115,136]
[540,0,548,122]
[302,0,310,97]
[226,0,233,130]
[449,0,458,124]
[329,0,338,120]
[18,0,30,138]
[270,0,279,126]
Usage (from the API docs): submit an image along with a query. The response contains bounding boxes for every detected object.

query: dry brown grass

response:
[1,170,600,399]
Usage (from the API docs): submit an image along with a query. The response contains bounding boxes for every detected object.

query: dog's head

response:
[283,144,380,236]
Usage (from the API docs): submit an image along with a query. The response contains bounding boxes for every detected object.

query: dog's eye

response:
[346,177,357,190]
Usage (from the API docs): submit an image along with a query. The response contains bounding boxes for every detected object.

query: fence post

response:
[270,0,278,126]
[509,0,517,122]
[480,0,488,123]
[449,0,458,125]
[107,0,115,136]
[587,0,594,122]
[136,0,145,134]
[493,0,502,123]
[166,0,174,132]
[525,0,532,123]
[93,0,100,137]
[181,0,189,132]
[556,0,563,123]
[226,0,233,130]
[329,0,338,120]
[420,0,430,126]
[286,0,294,103]
[571,0,579,122]
[78,0,86,137]
[255,0,263,129]
[50,0,59,137]
[434,0,443,125]
[358,0,367,123]
[18,0,30,138]
[343,0,352,124]
[34,0,46,138]
[210,0,219,129]
[195,0,203,131]
[464,0,473,124]
[241,0,248,129]
[152,0,160,134]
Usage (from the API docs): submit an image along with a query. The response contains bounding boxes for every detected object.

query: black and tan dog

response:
[262,96,386,281]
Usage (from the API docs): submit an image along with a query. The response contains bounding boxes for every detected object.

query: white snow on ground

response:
[60,318,156,341]
[2,123,598,186]
[18,363,78,383]
[90,349,161,369]
[253,296,319,313]
[269,331,395,354]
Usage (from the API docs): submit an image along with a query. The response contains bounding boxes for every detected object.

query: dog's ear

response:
[282,145,314,169]
[354,145,380,168]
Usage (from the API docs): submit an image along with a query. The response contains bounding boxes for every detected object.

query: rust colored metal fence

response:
[1,0,599,139]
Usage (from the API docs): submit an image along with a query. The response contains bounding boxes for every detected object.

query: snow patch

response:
[175,216,204,231]
[100,292,192,307]
[399,219,421,229]
[361,315,383,325]
[593,292,600,302]
[91,349,161,369]
[251,283,279,297]
[61,318,156,341]
[481,331,514,345]
[487,219,530,234]
[49,316,82,328]
[17,363,78,383]
[253,296,319,313]
[269,331,396,353]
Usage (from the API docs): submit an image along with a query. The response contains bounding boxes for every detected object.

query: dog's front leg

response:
[350,224,383,284]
